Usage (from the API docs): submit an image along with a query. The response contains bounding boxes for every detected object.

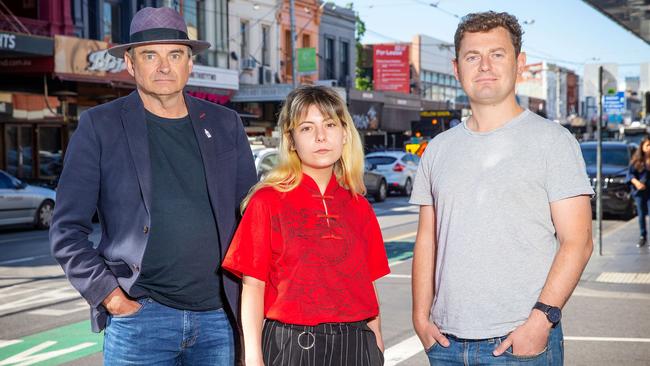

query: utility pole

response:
[289,0,298,88]
[597,66,603,256]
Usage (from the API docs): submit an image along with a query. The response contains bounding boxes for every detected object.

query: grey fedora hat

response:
[107,7,210,58]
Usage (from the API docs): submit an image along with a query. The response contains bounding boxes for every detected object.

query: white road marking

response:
[596,272,650,284]
[384,335,422,366]
[0,341,96,366]
[0,340,22,349]
[389,259,412,268]
[0,281,69,298]
[28,301,88,316]
[0,235,48,245]
[385,274,411,279]
[565,336,650,343]
[386,232,417,242]
[0,288,81,316]
[0,255,50,265]
[390,206,417,212]
[572,286,650,300]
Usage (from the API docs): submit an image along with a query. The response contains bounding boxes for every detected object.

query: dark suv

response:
[580,141,636,218]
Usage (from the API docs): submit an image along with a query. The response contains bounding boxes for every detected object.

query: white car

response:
[252,147,279,181]
[0,170,56,229]
[365,151,420,196]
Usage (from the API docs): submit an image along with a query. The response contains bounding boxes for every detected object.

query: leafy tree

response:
[347,3,372,91]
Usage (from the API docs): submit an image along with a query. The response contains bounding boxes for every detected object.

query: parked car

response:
[365,151,419,196]
[580,141,636,218]
[0,170,56,229]
[364,166,387,202]
[251,147,279,181]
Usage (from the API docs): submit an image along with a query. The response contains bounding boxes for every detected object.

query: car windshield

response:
[580,146,629,167]
[366,156,397,165]
[622,133,646,146]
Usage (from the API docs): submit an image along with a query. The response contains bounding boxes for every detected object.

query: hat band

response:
[130,28,189,44]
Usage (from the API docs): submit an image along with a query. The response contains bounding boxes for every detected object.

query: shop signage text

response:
[87,50,126,73]
[0,33,16,49]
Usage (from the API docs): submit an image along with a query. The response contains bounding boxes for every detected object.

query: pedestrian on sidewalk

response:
[626,137,650,248]
[49,7,257,365]
[222,85,390,366]
[410,11,594,366]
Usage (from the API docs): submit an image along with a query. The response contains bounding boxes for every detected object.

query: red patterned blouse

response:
[222,173,390,325]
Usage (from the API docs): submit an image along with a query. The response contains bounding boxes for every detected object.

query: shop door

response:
[5,125,34,179]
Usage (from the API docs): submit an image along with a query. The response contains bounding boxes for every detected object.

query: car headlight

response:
[605,177,626,184]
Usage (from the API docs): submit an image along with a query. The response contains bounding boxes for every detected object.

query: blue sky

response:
[350,0,650,80]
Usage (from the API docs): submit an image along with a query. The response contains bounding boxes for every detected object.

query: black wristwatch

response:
[533,302,562,325]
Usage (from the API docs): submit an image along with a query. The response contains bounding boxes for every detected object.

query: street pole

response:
[289,0,298,88]
[597,66,603,256]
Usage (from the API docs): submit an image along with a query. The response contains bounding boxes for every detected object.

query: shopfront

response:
[0,34,238,185]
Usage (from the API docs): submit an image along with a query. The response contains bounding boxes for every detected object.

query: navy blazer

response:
[50,91,257,332]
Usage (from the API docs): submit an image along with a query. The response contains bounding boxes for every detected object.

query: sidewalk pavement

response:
[581,217,650,289]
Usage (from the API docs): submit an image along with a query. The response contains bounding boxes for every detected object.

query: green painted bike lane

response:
[0,240,414,365]
[0,320,101,366]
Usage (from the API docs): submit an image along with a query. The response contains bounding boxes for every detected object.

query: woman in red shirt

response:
[223,85,390,365]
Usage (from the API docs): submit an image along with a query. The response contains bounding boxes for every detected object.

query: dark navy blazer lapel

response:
[184,93,223,225]
[121,91,152,215]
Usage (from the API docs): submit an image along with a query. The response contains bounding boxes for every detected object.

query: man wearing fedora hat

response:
[50,7,257,365]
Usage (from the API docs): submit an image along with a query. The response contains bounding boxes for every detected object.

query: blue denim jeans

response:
[103,298,235,365]
[634,194,650,238]
[426,322,563,365]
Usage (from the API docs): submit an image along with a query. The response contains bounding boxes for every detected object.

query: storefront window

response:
[325,37,335,80]
[6,126,17,176]
[5,125,33,179]
[183,0,199,40]
[38,127,62,179]
[102,1,122,44]
[262,25,271,66]
[340,41,350,86]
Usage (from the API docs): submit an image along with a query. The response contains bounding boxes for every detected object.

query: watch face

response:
[548,307,562,323]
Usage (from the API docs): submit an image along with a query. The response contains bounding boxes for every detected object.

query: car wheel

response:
[402,178,412,196]
[374,180,387,202]
[624,201,637,220]
[34,200,54,230]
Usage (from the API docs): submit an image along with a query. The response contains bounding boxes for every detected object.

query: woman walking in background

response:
[627,137,650,248]
[223,85,389,365]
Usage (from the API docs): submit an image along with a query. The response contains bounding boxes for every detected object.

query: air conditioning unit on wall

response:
[241,57,256,70]
[259,66,273,84]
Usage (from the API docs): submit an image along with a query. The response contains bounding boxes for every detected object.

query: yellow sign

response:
[405,143,420,154]
[420,110,451,117]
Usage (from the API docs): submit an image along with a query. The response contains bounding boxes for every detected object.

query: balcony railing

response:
[0,16,51,37]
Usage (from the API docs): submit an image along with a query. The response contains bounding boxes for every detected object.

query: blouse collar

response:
[300,172,340,197]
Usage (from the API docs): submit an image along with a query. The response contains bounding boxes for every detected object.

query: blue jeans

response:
[634,194,650,238]
[103,298,235,365]
[426,322,563,365]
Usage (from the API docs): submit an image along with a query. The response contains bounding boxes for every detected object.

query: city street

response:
[0,196,648,365]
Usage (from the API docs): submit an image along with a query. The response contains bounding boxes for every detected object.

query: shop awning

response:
[231,84,293,102]
[0,31,53,58]
[583,0,650,45]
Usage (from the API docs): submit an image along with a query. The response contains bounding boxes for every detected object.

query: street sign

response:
[603,91,625,114]
[297,47,316,74]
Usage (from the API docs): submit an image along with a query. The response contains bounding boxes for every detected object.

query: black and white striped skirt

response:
[261,319,384,366]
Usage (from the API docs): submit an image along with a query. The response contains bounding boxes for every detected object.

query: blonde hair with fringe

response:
[241,85,366,212]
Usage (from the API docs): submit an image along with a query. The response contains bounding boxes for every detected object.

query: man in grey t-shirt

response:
[410,12,593,365]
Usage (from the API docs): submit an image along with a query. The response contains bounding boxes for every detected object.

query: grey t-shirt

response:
[409,109,593,339]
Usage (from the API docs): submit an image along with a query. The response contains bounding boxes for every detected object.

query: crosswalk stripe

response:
[383,335,422,366]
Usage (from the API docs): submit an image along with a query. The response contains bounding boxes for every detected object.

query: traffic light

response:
[646,92,650,114]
